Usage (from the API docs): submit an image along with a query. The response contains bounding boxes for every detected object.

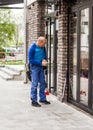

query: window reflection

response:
[70,12,77,100]
[80,8,89,105]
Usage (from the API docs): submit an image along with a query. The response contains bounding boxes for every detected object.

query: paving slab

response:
[0,78,93,130]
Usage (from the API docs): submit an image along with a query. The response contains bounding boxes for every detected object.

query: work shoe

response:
[39,100,51,104]
[32,101,41,107]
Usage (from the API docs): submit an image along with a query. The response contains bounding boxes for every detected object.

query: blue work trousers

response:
[30,65,46,102]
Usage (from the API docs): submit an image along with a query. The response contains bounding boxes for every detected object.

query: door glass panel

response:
[80,8,89,105]
[71,12,77,100]
[91,6,93,109]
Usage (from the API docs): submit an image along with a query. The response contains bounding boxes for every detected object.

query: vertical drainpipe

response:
[24,0,27,83]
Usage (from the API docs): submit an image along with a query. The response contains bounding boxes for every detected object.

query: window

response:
[72,12,77,100]
[80,8,89,105]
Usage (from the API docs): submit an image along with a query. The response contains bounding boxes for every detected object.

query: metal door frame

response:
[45,16,58,94]
[68,1,93,115]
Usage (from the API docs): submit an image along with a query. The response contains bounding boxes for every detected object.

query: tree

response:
[0,9,16,48]
[11,9,24,48]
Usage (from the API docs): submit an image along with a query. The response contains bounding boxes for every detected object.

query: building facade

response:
[26,0,93,115]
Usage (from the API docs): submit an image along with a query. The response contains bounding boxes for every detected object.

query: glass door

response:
[92,6,93,109]
[69,8,90,105]
[45,17,58,94]
[69,11,78,100]
[69,1,93,114]
[80,8,89,105]
[45,0,58,94]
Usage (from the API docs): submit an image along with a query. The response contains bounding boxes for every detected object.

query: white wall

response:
[27,0,36,6]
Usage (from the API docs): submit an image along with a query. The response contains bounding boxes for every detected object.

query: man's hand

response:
[42,59,47,66]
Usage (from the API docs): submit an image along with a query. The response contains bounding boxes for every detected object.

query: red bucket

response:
[45,88,49,95]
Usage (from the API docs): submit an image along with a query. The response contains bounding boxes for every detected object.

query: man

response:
[28,36,50,107]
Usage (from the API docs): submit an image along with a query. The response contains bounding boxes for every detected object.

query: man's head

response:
[36,36,46,47]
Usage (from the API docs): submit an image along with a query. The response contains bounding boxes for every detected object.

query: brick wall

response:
[27,0,45,47]
[57,1,68,101]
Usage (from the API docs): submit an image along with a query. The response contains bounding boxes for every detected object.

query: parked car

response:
[9,52,15,56]
[0,47,5,58]
[3,47,15,57]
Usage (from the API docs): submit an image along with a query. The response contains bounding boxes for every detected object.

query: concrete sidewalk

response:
[0,78,93,130]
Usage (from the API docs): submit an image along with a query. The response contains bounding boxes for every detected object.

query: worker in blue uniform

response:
[28,36,50,107]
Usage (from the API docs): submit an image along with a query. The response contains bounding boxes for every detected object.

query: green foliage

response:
[0,9,16,47]
[0,60,24,65]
